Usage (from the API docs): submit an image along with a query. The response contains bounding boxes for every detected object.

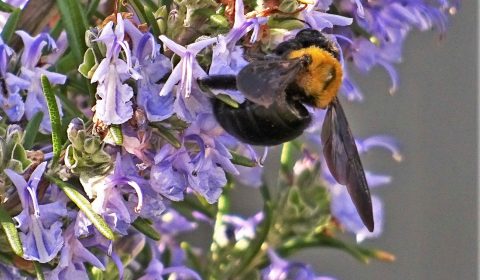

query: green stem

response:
[181,242,205,278]
[231,184,273,279]
[33,261,45,280]
[280,141,295,175]
[277,234,373,264]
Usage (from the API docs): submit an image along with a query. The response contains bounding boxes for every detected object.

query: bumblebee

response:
[198,29,374,231]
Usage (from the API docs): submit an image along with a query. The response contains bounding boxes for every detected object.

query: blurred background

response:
[229,1,478,279]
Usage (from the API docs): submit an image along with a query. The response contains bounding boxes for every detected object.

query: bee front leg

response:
[197,75,238,91]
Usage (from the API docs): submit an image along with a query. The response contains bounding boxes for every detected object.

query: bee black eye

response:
[301,55,312,67]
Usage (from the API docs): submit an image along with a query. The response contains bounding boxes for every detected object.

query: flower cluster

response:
[0,0,456,279]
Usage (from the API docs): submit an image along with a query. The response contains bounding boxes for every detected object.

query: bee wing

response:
[321,98,374,232]
[237,58,304,107]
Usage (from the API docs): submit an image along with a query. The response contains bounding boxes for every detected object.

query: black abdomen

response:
[212,98,311,146]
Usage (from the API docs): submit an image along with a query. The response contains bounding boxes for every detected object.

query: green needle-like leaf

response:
[46,175,115,240]
[0,1,14,12]
[144,5,161,38]
[56,0,88,64]
[229,151,257,167]
[129,0,148,23]
[109,125,123,145]
[150,123,181,149]
[210,14,229,28]
[23,112,44,150]
[41,75,62,165]
[233,184,273,278]
[0,207,23,256]
[132,217,161,241]
[1,8,20,43]
[86,0,101,17]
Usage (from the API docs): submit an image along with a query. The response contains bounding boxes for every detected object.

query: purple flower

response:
[91,14,141,125]
[85,153,161,234]
[207,18,251,102]
[21,67,66,132]
[208,35,248,102]
[151,209,197,268]
[173,83,211,122]
[304,110,400,240]
[4,162,67,263]
[154,136,229,204]
[0,39,25,122]
[226,0,267,44]
[0,91,24,122]
[123,20,174,122]
[235,163,263,188]
[183,114,239,203]
[340,70,364,102]
[155,208,197,236]
[122,126,154,165]
[44,31,68,65]
[185,114,238,174]
[116,153,166,221]
[0,262,23,280]
[349,38,400,94]
[328,176,385,242]
[301,0,353,31]
[139,242,201,280]
[134,48,174,122]
[138,258,201,280]
[150,144,189,201]
[151,114,238,204]
[46,224,105,280]
[233,145,264,188]
[209,35,248,76]
[356,135,402,162]
[13,31,66,132]
[215,212,263,247]
[16,31,57,69]
[323,135,402,241]
[337,1,455,96]
[262,249,335,280]
[158,35,217,98]
[357,1,450,44]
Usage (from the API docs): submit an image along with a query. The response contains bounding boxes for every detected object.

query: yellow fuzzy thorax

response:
[287,46,343,109]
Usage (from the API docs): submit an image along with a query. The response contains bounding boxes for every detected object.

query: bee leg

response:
[197,75,238,91]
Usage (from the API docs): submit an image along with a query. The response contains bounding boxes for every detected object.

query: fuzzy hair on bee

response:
[198,29,374,232]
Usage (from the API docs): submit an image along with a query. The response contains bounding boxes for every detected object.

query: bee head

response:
[274,29,340,60]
